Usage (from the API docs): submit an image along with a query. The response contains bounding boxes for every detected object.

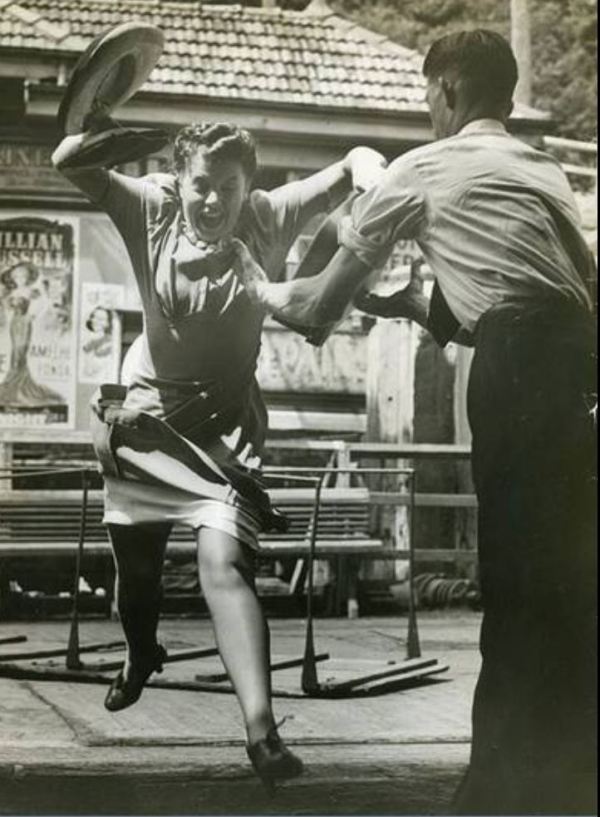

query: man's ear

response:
[441,77,457,110]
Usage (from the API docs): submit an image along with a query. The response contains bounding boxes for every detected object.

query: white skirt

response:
[103,475,261,551]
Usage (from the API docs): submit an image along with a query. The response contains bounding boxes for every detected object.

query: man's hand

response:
[353,257,429,326]
[230,238,269,308]
[345,147,388,193]
[353,287,415,318]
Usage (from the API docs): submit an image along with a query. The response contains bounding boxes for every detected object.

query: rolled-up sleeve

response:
[338,156,427,268]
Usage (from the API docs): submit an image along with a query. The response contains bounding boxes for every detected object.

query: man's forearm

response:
[294,146,387,217]
[278,246,371,326]
[233,240,371,327]
[291,198,354,282]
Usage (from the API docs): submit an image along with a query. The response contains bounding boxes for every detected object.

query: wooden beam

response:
[0,541,477,562]
[348,442,471,458]
[0,429,93,444]
[25,87,434,150]
[0,434,472,455]
[561,163,597,179]
[268,409,366,433]
[543,135,598,154]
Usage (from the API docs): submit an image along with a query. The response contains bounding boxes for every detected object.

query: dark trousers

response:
[454,299,597,815]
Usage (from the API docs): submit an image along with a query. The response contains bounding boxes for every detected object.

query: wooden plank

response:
[561,163,597,178]
[266,439,349,451]
[543,134,598,153]
[0,488,369,504]
[0,490,104,503]
[259,546,477,562]
[264,440,473,458]
[259,539,385,555]
[0,429,93,444]
[268,410,366,434]
[269,487,370,504]
[348,442,472,459]
[0,483,478,569]
[0,539,477,562]
[369,492,478,508]
[0,640,125,662]
[0,543,113,557]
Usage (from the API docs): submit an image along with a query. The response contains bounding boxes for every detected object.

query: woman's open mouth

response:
[196,209,226,237]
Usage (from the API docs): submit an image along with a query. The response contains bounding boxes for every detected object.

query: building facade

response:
[0,0,549,447]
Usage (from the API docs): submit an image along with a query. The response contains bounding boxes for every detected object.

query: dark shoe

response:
[246,725,304,790]
[104,644,167,712]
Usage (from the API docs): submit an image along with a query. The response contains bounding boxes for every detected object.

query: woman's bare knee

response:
[196,527,255,589]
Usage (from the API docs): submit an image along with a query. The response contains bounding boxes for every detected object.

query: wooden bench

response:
[0,486,387,612]
[0,486,478,558]
[0,487,382,556]
[0,479,478,617]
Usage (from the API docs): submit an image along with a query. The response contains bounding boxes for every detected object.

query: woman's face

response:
[90,308,111,334]
[11,265,31,288]
[178,148,250,244]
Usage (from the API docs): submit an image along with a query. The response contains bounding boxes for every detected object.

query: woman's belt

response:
[89,383,288,533]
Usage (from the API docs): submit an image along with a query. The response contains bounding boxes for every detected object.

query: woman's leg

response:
[196,527,274,744]
[108,521,171,674]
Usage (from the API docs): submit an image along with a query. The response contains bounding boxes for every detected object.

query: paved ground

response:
[0,611,481,815]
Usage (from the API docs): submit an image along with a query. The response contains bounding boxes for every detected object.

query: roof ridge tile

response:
[4,1,41,22]
[3,1,71,43]
[325,11,420,60]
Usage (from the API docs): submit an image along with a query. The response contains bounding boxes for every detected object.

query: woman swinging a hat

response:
[52,22,387,789]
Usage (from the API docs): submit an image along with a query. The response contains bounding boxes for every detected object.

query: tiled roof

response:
[0,0,429,113]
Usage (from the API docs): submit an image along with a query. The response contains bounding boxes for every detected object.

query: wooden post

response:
[366,319,419,581]
[336,443,352,488]
[366,319,416,442]
[453,345,477,580]
[0,442,13,491]
[334,444,359,617]
[0,441,13,616]
[511,0,532,106]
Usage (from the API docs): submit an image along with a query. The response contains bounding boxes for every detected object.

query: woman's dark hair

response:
[423,29,518,108]
[1,262,39,289]
[173,122,257,178]
[86,306,112,334]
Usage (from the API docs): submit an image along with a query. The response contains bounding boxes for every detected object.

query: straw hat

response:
[56,23,169,166]
[58,22,165,134]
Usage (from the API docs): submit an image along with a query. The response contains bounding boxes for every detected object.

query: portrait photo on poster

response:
[77,281,123,385]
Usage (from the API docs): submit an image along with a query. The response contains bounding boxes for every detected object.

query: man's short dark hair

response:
[173,122,257,177]
[423,29,518,107]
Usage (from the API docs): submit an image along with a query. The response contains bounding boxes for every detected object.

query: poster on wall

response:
[0,215,78,428]
[257,324,367,394]
[78,282,123,384]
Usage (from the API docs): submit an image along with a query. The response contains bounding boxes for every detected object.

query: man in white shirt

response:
[233,30,597,815]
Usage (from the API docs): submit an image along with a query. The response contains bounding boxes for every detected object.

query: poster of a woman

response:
[77,283,122,384]
[83,306,113,357]
[0,262,63,407]
[0,216,77,428]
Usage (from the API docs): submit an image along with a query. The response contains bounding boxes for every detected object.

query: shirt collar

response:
[458,118,508,136]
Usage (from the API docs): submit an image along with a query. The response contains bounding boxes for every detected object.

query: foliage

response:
[326,0,597,142]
